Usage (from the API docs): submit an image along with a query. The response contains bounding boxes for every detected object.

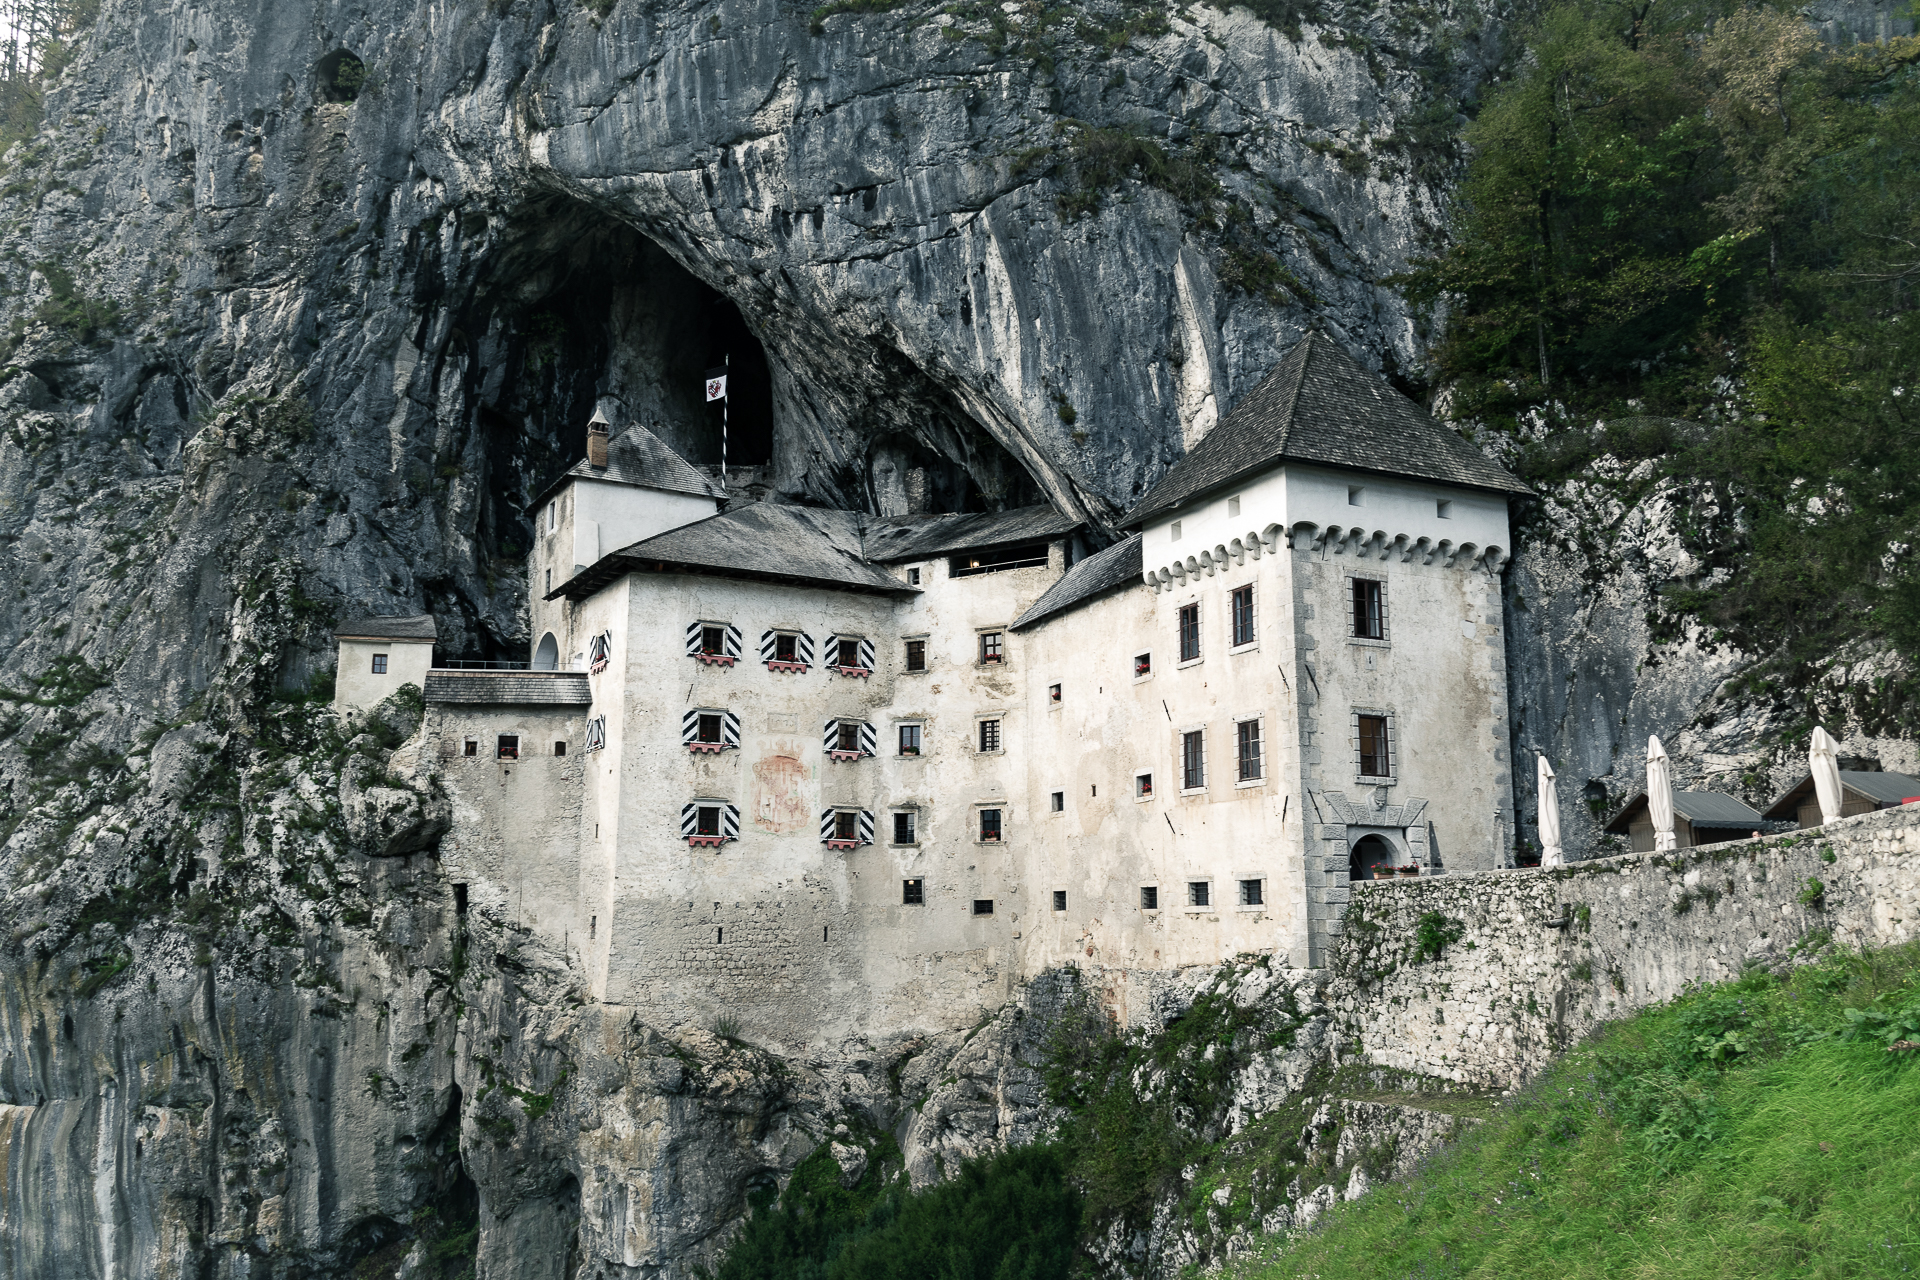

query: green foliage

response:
[1414,910,1465,962]
[1233,941,1920,1280]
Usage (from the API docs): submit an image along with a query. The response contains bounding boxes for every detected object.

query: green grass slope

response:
[1233,940,1920,1280]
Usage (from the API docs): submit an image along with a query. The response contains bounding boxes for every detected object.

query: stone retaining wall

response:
[1324,804,1920,1088]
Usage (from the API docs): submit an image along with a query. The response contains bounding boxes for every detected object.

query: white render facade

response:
[394,335,1528,1046]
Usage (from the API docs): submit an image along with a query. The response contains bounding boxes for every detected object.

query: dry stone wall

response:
[1325,804,1920,1088]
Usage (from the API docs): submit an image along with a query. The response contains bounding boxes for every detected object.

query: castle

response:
[337,334,1528,1044]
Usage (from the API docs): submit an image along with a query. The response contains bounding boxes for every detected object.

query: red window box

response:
[766,660,809,674]
[695,652,737,668]
[687,742,728,755]
[825,838,859,850]
[828,665,873,679]
[828,749,865,763]
[687,834,728,848]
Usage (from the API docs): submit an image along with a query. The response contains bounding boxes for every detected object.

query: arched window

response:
[534,632,559,671]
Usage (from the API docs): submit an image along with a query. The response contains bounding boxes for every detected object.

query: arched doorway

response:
[534,632,559,670]
[1350,834,1398,881]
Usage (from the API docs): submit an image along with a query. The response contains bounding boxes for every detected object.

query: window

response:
[908,567,922,585]
[775,634,798,662]
[1352,579,1384,640]
[905,639,927,672]
[1136,772,1154,798]
[701,625,725,655]
[463,739,478,758]
[903,878,925,905]
[1052,890,1067,911]
[979,632,1004,664]
[1230,585,1255,647]
[371,653,388,674]
[554,741,566,757]
[1182,730,1206,790]
[834,811,859,842]
[978,719,1001,753]
[1227,495,1241,517]
[1358,713,1391,779]
[1049,683,1061,703]
[1239,878,1264,907]
[497,735,519,760]
[1141,886,1159,910]
[972,899,995,916]
[893,811,916,844]
[1134,652,1152,678]
[1050,791,1064,812]
[898,723,922,756]
[979,809,1003,842]
[698,714,725,745]
[1348,485,1364,506]
[836,722,860,754]
[1178,604,1200,662]
[1188,881,1210,908]
[1237,719,1262,781]
[1436,499,1453,519]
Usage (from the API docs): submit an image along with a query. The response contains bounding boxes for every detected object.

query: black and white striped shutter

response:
[858,637,876,670]
[822,718,840,752]
[723,804,741,841]
[681,803,699,839]
[819,809,836,843]
[857,809,874,846]
[759,630,777,663]
[686,622,704,657]
[722,711,741,748]
[797,632,814,666]
[859,721,877,757]
[681,710,701,745]
[725,625,742,660]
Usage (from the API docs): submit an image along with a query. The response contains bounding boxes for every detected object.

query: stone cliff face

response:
[0,0,1907,1273]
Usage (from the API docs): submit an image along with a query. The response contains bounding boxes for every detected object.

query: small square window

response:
[978,809,1002,842]
[893,811,916,844]
[1134,652,1152,678]
[1230,585,1255,647]
[899,723,922,756]
[978,719,1001,753]
[905,639,927,672]
[1049,682,1062,703]
[979,632,1004,664]
[554,741,566,757]
[1178,604,1200,662]
[1188,880,1210,908]
[1141,886,1159,911]
[371,653,388,674]
[1436,499,1453,519]
[1052,889,1067,912]
[972,899,994,916]
[774,633,798,662]
[834,811,859,841]
[1136,773,1154,798]
[695,806,722,837]
[903,878,925,905]
[908,567,922,585]
[496,735,519,760]
[1050,790,1064,813]
[1348,485,1364,506]
[1239,878,1264,907]
[463,739,478,758]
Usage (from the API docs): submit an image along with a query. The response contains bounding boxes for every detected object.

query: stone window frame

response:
[1352,707,1397,784]
[1347,571,1391,648]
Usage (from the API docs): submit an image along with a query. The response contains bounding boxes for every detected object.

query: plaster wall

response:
[333,638,433,712]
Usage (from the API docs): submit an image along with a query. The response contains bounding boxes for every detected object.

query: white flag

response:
[705,372,728,402]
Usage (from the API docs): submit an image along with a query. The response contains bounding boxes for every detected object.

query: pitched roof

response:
[549,503,914,600]
[423,671,592,706]
[863,506,1081,563]
[1603,789,1767,834]
[1120,333,1529,527]
[1012,535,1143,631]
[1762,770,1920,819]
[530,424,724,509]
[335,614,437,641]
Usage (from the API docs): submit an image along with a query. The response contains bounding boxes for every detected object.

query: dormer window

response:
[826,634,875,678]
[824,718,876,761]
[821,807,873,849]
[687,621,741,666]
[761,629,813,673]
[681,709,740,753]
[682,801,740,847]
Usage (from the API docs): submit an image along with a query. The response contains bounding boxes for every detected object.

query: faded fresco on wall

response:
[751,735,816,834]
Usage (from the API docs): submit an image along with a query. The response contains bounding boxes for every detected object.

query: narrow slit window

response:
[1182,729,1206,789]
[905,639,927,672]
[1352,579,1384,640]
[1178,604,1200,662]
[978,809,1003,842]
[371,653,388,674]
[1237,719,1262,781]
[903,878,924,905]
[1230,584,1255,647]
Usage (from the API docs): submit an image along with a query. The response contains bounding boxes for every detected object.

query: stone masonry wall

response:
[1323,804,1920,1088]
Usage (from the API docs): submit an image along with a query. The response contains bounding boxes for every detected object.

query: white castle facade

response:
[340,335,1529,1046]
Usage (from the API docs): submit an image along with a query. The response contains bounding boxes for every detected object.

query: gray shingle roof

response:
[335,614,437,641]
[1604,790,1767,833]
[1763,770,1920,818]
[424,671,592,706]
[551,503,913,600]
[864,506,1081,563]
[530,425,724,509]
[1121,333,1529,528]
[1012,535,1143,631]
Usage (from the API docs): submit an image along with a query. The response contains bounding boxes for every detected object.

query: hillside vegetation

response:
[1231,938,1920,1280]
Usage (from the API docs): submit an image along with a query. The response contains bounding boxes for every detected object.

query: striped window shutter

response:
[681,803,699,838]
[585,716,607,753]
[723,804,741,841]
[858,721,877,757]
[822,718,840,752]
[857,809,874,846]
[820,809,836,842]
[725,625,742,660]
[681,710,701,745]
[858,637,876,670]
[797,632,814,666]
[759,630,777,663]
[686,622,704,656]
[722,711,741,748]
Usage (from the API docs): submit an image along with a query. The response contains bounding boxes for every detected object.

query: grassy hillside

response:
[1231,939,1920,1280]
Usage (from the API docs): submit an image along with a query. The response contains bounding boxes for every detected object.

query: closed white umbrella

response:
[1538,755,1564,867]
[1810,726,1844,825]
[1647,736,1677,853]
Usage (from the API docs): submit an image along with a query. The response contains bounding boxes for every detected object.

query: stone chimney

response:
[586,406,610,469]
